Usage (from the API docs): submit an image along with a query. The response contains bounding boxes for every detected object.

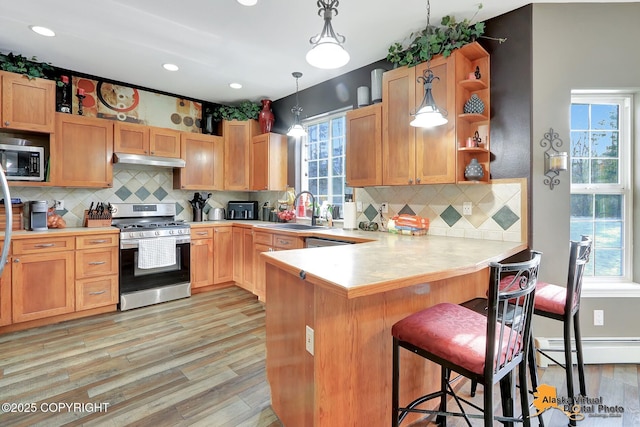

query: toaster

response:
[227,201,258,220]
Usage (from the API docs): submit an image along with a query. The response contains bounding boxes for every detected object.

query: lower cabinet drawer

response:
[76,275,118,310]
[76,248,118,279]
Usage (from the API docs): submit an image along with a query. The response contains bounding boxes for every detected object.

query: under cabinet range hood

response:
[113,153,186,168]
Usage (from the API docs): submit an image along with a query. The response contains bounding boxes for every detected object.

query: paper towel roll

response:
[343,201,357,230]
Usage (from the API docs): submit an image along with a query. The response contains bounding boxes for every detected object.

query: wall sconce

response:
[540,128,568,190]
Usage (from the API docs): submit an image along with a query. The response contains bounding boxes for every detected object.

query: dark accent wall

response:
[481,5,533,243]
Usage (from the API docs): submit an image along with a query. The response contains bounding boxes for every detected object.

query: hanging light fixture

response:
[410,0,448,128]
[287,72,307,138]
[306,0,350,69]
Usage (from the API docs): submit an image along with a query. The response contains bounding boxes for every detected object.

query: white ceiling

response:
[0,1,627,105]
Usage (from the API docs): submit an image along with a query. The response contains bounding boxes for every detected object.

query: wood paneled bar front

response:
[262,235,527,426]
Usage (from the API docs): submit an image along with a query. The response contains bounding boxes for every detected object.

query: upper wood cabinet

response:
[382,55,456,186]
[224,119,259,191]
[173,133,223,190]
[114,122,181,158]
[454,42,491,184]
[346,104,382,187]
[53,113,114,188]
[0,71,56,133]
[251,132,288,191]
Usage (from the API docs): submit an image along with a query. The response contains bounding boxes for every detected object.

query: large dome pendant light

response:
[306,0,350,69]
[287,72,307,138]
[410,0,448,128]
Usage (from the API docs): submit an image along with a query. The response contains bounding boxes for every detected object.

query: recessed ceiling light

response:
[229,83,242,89]
[237,0,258,6]
[162,63,179,71]
[30,25,55,37]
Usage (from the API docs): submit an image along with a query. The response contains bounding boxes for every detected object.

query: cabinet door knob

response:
[13,258,19,263]
[416,177,421,184]
[4,121,9,126]
[408,178,413,184]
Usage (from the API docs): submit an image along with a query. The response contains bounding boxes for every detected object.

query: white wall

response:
[532,3,640,340]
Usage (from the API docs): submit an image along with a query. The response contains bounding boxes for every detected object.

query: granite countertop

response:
[261,231,527,299]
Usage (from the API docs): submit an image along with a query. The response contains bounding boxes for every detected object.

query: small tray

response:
[83,210,112,228]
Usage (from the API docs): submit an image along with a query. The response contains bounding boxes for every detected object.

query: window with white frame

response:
[570,94,632,280]
[300,110,349,218]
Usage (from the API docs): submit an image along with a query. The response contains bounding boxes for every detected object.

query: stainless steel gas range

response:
[111,203,191,311]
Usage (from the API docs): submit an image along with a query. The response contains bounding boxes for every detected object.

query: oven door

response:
[119,240,190,294]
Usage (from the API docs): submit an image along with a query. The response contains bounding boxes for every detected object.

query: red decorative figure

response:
[259,99,275,134]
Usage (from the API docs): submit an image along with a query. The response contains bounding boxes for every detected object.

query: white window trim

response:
[571,92,638,296]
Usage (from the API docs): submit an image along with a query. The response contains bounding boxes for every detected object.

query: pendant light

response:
[306,0,350,69]
[287,72,307,138]
[410,0,448,128]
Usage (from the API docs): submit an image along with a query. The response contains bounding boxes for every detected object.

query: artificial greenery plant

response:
[386,5,504,68]
[212,101,261,121]
[0,52,56,80]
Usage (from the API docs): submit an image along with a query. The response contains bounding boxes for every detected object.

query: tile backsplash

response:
[354,178,526,242]
[10,165,282,227]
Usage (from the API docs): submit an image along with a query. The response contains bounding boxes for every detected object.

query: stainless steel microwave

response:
[0,143,45,181]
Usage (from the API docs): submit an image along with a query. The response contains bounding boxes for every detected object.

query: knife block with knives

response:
[83,202,113,227]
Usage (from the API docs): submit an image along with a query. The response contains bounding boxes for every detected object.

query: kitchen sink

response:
[260,223,327,231]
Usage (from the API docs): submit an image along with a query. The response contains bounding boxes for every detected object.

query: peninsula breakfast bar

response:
[262,232,527,426]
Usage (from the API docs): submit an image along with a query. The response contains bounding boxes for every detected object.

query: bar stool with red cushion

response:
[534,236,592,407]
[391,251,542,427]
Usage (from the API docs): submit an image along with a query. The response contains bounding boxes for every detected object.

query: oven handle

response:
[120,237,191,250]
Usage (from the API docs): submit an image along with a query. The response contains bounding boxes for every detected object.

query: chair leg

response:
[436,367,448,427]
[518,361,532,427]
[573,310,587,396]
[470,379,478,397]
[485,376,495,427]
[527,336,544,427]
[392,338,400,427]
[563,315,577,426]
[499,371,515,427]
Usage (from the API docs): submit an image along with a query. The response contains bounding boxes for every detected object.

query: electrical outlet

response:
[462,202,472,216]
[381,202,389,214]
[356,201,363,212]
[54,200,64,210]
[594,309,604,326]
[305,325,314,355]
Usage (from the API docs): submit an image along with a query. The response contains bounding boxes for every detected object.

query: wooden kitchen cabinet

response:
[233,227,255,293]
[250,132,288,191]
[454,42,491,183]
[223,119,259,190]
[0,254,11,327]
[382,55,456,186]
[114,122,181,158]
[53,113,114,187]
[252,230,303,302]
[346,104,382,187]
[173,133,223,190]
[75,234,118,311]
[12,237,75,323]
[0,71,56,133]
[213,226,233,284]
[191,227,214,289]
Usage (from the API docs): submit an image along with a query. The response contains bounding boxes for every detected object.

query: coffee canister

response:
[357,86,370,107]
[371,69,385,103]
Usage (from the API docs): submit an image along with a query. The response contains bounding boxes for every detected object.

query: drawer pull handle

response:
[35,243,55,248]
[90,239,108,244]
[197,232,208,235]
[88,261,106,265]
[278,240,290,245]
[89,290,106,295]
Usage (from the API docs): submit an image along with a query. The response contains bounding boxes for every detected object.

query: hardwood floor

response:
[0,287,280,427]
[0,286,638,426]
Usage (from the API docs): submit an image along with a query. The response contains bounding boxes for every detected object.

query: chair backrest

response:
[566,235,592,316]
[485,250,542,383]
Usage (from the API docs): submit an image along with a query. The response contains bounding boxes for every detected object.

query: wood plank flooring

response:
[0,286,638,426]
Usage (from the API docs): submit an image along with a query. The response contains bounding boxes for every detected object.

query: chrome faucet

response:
[293,191,318,226]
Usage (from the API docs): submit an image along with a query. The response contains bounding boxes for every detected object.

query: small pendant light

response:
[306,0,350,69]
[287,72,307,138]
[410,0,448,128]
